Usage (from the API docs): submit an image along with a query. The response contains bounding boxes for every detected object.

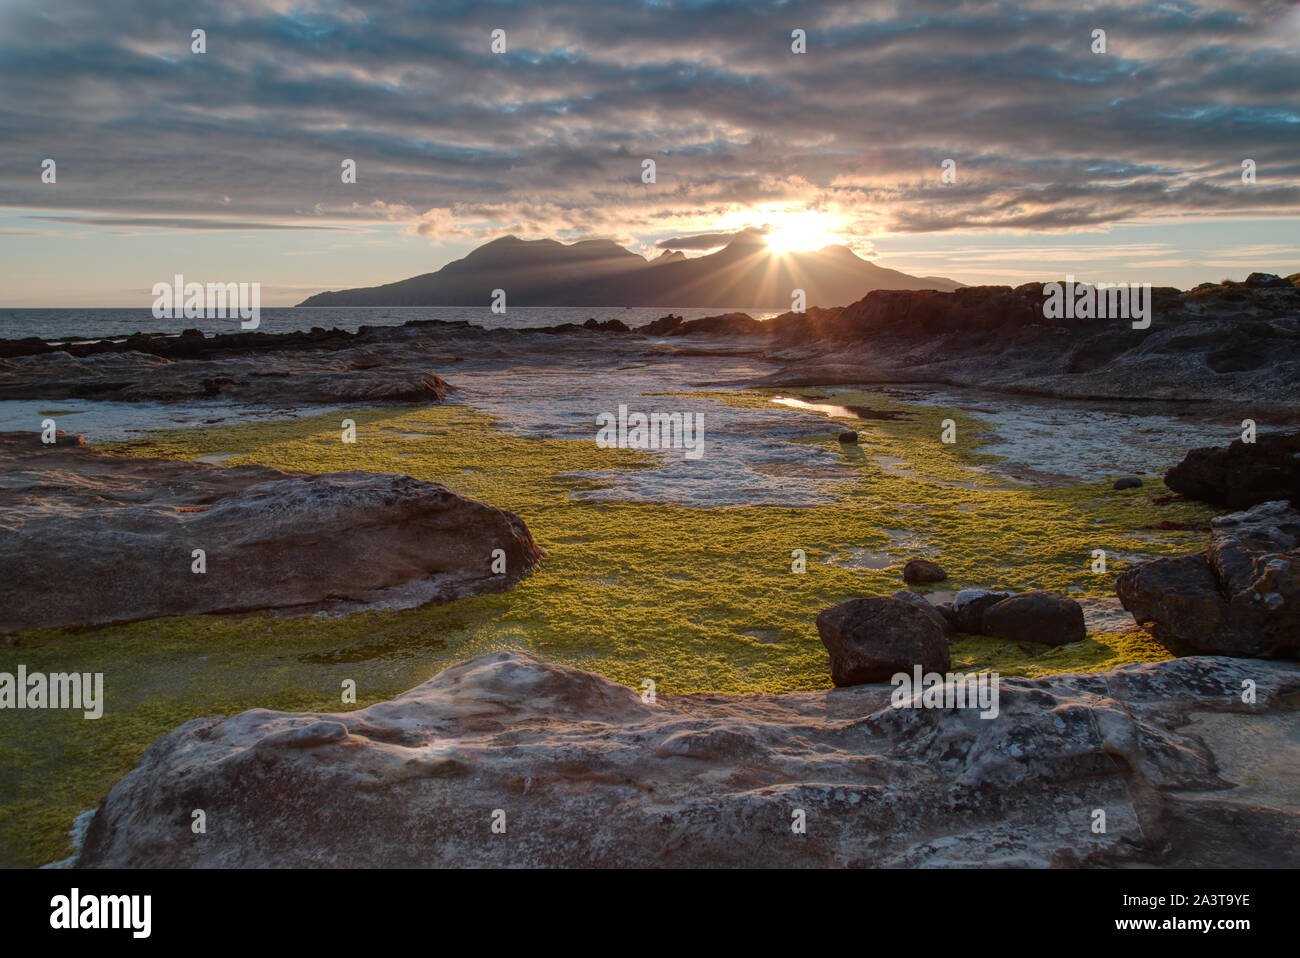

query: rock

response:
[1164,431,1300,509]
[0,432,542,632]
[902,558,947,583]
[980,591,1087,646]
[934,601,957,628]
[738,281,1300,404]
[837,431,859,444]
[1244,272,1290,288]
[1113,477,1143,490]
[1117,500,1300,657]
[816,597,950,686]
[639,314,684,335]
[74,651,1300,868]
[950,589,1011,634]
[889,590,951,633]
[0,348,452,405]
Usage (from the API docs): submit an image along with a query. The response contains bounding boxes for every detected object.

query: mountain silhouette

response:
[297,230,961,308]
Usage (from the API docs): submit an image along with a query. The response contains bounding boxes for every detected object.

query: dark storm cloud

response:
[0,0,1297,245]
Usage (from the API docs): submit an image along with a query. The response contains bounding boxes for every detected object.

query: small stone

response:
[838,431,859,444]
[1113,477,1143,490]
[903,558,947,584]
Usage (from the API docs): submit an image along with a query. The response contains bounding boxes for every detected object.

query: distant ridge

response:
[298,230,962,308]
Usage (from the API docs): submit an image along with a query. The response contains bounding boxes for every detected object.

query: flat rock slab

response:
[74,651,1300,868]
[0,347,451,405]
[0,432,541,632]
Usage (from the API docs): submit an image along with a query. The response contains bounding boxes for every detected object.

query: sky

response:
[1,0,1299,306]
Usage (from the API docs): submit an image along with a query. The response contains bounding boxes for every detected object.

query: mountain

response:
[297,231,962,308]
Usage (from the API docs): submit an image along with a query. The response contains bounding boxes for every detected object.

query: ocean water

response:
[0,306,780,341]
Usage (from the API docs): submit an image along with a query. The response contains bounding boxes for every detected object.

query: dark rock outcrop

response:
[733,279,1300,403]
[0,432,542,632]
[816,597,950,686]
[1163,431,1300,509]
[1117,500,1300,658]
[73,651,1300,868]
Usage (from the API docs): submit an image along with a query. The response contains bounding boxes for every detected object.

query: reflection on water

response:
[771,395,913,421]
[772,396,858,419]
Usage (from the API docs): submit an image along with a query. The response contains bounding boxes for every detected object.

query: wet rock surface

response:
[1117,500,1300,658]
[74,650,1300,868]
[0,345,452,405]
[0,432,542,632]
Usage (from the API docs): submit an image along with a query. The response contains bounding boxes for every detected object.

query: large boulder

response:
[1163,431,1300,509]
[980,591,1087,646]
[0,432,542,632]
[1117,500,1300,657]
[73,651,1300,868]
[816,597,950,686]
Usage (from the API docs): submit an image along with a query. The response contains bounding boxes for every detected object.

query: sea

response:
[0,306,781,342]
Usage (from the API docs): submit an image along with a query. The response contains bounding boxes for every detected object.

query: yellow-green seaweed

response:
[0,389,1213,866]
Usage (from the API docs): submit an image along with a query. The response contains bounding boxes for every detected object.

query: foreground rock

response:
[1117,500,1299,658]
[1164,431,1300,509]
[0,432,542,632]
[817,597,950,685]
[74,651,1300,867]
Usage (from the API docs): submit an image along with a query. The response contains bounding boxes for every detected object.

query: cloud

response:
[0,0,1296,256]
[26,215,352,231]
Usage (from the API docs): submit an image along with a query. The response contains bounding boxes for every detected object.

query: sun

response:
[764,210,841,254]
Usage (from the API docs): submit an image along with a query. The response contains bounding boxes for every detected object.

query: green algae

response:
[0,389,1214,866]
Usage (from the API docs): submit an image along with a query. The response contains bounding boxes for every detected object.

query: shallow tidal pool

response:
[0,386,1215,866]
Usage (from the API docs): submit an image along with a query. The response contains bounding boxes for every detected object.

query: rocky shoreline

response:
[5,284,1298,868]
[2,274,1298,406]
